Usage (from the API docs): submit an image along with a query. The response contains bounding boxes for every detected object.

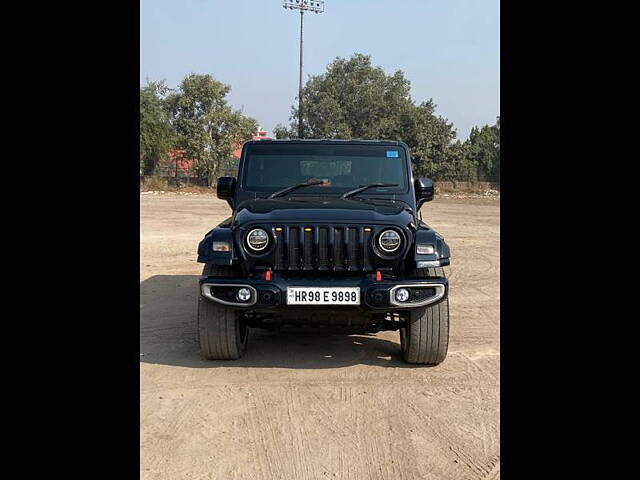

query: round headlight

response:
[246,228,269,251]
[378,229,401,253]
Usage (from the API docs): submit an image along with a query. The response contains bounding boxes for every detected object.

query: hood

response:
[233,197,415,227]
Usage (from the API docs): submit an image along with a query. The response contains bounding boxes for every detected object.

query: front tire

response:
[400,267,450,365]
[197,264,248,360]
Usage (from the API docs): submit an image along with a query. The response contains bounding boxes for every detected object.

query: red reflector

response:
[265,270,272,281]
[375,271,382,281]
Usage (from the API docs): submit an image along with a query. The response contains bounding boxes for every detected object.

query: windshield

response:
[241,143,409,195]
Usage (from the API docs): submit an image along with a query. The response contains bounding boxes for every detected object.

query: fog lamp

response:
[395,288,410,302]
[237,288,252,302]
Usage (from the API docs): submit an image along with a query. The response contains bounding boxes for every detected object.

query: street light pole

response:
[299,9,304,138]
[282,0,325,139]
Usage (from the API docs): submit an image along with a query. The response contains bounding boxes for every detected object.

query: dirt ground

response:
[140,194,500,480]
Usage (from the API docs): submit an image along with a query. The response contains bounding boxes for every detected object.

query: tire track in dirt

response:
[140,195,499,480]
[405,395,498,480]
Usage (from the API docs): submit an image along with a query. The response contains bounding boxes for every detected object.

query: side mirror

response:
[415,178,434,208]
[216,176,236,201]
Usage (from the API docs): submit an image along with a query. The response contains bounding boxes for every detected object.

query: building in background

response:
[165,150,194,177]
[145,129,270,182]
[223,127,271,176]
[231,127,270,160]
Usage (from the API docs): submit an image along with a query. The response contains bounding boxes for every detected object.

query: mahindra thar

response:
[196,139,451,365]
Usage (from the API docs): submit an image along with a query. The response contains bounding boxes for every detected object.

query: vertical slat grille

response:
[303,228,313,270]
[267,224,378,272]
[362,229,373,270]
[333,227,344,271]
[274,229,284,270]
[318,228,328,270]
[347,227,358,271]
[288,227,299,270]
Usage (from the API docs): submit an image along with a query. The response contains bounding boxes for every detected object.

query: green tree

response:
[397,100,458,179]
[491,117,500,181]
[284,53,414,139]
[140,80,174,176]
[278,53,459,179]
[466,116,500,181]
[166,74,257,185]
[273,124,291,139]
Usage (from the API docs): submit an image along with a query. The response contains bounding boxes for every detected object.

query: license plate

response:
[286,287,360,305]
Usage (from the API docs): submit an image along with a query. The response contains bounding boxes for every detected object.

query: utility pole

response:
[298,9,304,138]
[282,0,325,139]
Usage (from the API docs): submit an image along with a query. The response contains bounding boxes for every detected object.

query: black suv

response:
[196,139,451,365]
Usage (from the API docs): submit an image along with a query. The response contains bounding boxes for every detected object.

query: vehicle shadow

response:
[140,275,425,369]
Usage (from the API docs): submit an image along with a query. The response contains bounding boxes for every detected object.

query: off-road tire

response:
[197,264,248,360]
[400,267,450,365]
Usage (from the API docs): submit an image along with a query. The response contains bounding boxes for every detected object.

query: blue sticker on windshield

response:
[386,150,399,158]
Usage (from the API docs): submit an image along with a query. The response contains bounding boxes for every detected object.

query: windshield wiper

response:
[269,180,325,199]
[341,183,399,199]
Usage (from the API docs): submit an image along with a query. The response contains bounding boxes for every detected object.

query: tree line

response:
[140,74,258,186]
[140,54,499,185]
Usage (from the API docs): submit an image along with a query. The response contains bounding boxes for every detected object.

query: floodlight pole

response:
[298,9,304,139]
[283,1,325,139]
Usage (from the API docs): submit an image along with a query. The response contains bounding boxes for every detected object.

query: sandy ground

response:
[140,194,500,480]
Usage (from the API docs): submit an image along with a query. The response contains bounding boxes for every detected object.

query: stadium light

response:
[281,1,325,138]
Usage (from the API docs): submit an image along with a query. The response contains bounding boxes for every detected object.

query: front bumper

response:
[199,273,447,311]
